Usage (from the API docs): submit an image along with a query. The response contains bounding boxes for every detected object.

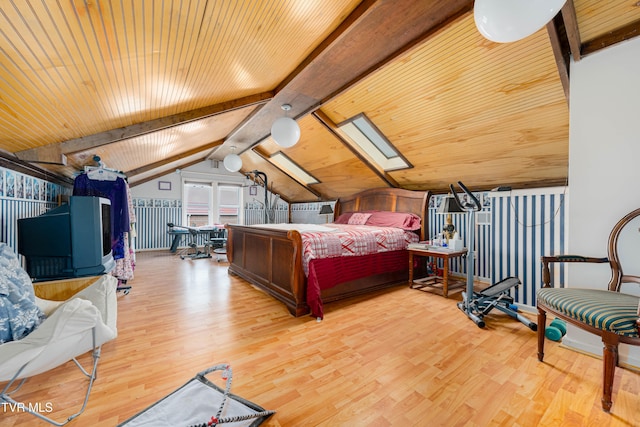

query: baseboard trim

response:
[561,337,640,370]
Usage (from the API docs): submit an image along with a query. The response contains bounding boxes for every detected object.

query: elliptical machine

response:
[450,182,536,331]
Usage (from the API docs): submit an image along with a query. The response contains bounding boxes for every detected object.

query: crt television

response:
[18,196,116,281]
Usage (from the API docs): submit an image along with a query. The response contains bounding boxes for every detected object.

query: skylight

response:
[338,113,410,171]
[269,152,319,185]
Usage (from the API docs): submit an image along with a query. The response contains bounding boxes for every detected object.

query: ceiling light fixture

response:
[223,146,242,172]
[474,0,567,43]
[271,104,300,148]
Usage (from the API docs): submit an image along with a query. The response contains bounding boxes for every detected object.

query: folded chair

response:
[0,273,118,425]
[536,207,640,412]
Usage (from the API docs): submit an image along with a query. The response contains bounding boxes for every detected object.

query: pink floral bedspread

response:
[300,224,419,276]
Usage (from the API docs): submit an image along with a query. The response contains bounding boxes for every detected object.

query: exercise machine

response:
[450,181,536,331]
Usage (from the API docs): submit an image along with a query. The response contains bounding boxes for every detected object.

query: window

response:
[218,185,241,225]
[338,113,411,171]
[269,152,319,185]
[184,182,212,227]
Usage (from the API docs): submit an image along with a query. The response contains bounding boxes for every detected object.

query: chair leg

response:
[601,332,619,412]
[537,307,547,361]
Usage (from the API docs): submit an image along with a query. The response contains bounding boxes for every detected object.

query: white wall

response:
[567,36,640,366]
[130,160,245,201]
[130,171,183,200]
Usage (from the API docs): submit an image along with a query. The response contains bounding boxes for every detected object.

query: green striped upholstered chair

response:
[536,208,640,412]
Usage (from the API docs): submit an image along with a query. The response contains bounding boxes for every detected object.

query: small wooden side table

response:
[408,247,467,297]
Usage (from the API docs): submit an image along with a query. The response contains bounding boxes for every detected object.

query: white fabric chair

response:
[0,274,118,425]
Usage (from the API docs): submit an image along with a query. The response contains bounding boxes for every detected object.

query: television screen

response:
[18,196,115,281]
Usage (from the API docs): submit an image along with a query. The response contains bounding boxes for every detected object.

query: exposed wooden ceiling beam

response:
[0,150,73,186]
[218,0,475,159]
[129,157,207,188]
[15,92,272,164]
[561,1,582,61]
[547,16,571,101]
[316,1,473,106]
[581,18,640,57]
[124,139,224,178]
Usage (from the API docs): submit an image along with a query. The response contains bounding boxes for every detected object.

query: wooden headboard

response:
[333,187,432,240]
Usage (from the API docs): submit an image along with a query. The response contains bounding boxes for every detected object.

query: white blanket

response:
[250,223,338,233]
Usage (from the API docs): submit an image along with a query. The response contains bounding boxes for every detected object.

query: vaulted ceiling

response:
[1,1,639,202]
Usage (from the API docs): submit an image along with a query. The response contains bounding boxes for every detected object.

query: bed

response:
[227,187,431,318]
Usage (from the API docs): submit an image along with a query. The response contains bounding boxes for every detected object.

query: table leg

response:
[442,257,449,297]
[170,235,181,253]
[408,251,414,286]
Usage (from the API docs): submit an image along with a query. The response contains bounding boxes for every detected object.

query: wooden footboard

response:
[228,224,308,316]
[227,225,410,317]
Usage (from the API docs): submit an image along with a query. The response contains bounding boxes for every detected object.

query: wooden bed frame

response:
[227,187,432,317]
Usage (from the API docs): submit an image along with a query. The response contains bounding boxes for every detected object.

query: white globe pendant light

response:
[223,147,242,172]
[474,0,567,43]
[271,104,300,148]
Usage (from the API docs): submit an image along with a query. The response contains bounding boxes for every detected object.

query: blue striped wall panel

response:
[428,198,491,281]
[428,189,568,307]
[0,166,67,254]
[0,199,56,252]
[132,205,292,250]
[134,206,182,250]
[291,202,335,224]
[132,203,291,251]
[490,189,568,306]
[244,206,288,225]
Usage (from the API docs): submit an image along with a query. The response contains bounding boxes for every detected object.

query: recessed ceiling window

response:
[269,152,319,185]
[338,113,411,171]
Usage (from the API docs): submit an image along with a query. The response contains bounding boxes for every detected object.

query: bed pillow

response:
[347,212,373,225]
[333,212,354,224]
[365,211,422,230]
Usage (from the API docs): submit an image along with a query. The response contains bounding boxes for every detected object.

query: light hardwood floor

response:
[2,251,639,426]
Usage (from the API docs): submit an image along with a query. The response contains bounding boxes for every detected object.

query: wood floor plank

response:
[2,250,639,426]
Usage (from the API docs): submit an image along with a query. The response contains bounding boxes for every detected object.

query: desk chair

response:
[537,207,640,412]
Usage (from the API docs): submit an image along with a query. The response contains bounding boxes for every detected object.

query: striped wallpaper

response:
[245,205,289,225]
[0,166,69,252]
[489,189,568,307]
[134,203,183,251]
[428,193,492,281]
[0,198,57,251]
[428,189,568,308]
[132,200,291,249]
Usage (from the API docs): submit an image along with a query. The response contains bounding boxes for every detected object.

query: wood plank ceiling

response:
[1,0,639,202]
